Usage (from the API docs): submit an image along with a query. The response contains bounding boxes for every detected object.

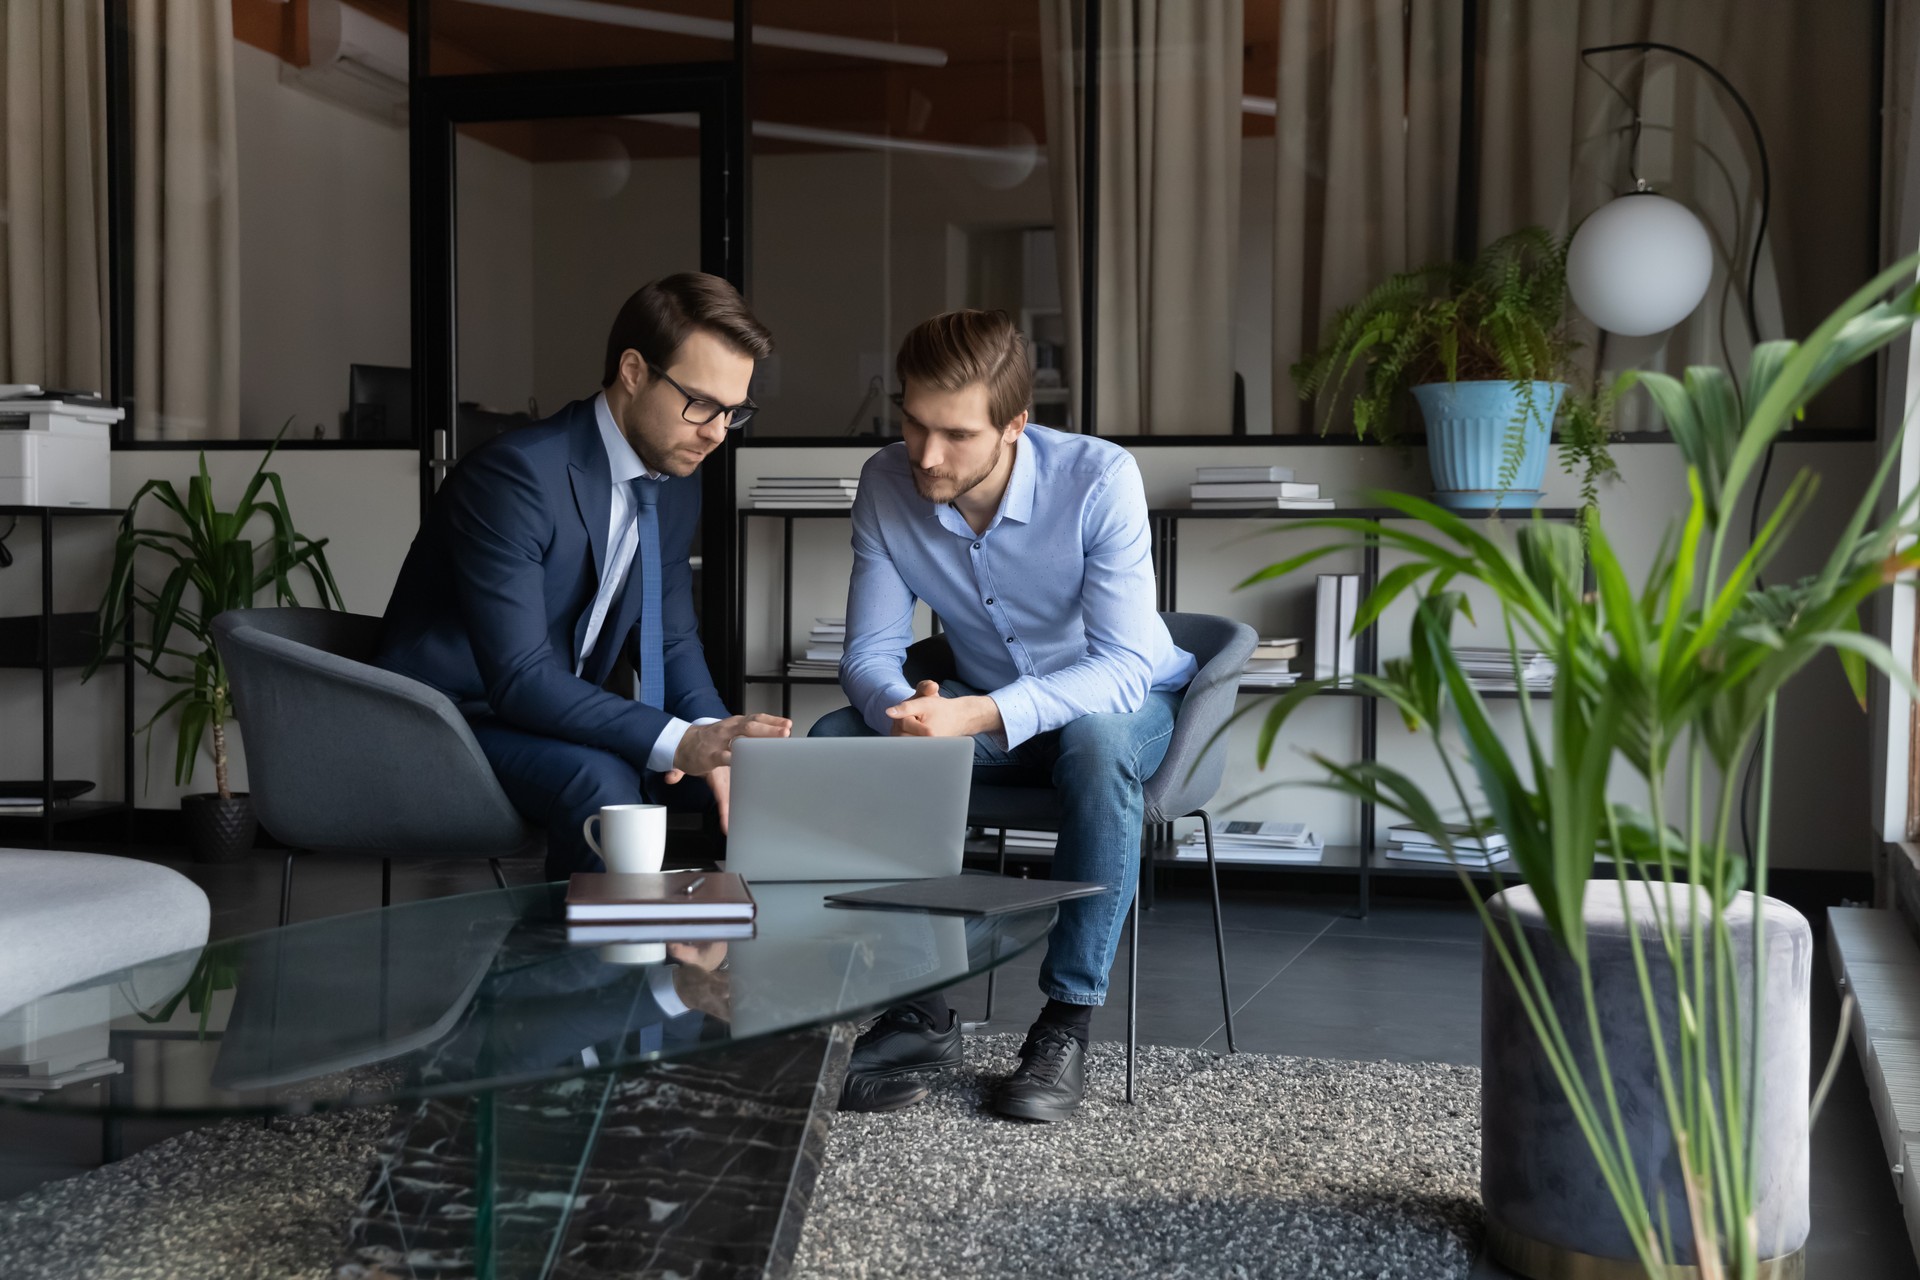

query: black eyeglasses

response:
[649,364,758,430]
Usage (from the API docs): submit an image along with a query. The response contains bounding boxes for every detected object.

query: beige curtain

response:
[1043,0,1243,435]
[0,1,109,393]
[1271,0,1462,435]
[130,0,240,439]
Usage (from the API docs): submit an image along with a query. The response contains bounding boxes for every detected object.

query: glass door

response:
[411,60,745,693]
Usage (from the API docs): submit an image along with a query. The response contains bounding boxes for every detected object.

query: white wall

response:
[234,43,410,437]
[735,437,1887,873]
[235,45,540,435]
[528,152,701,414]
[456,134,535,413]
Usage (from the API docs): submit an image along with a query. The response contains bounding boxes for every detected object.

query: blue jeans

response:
[809,682,1180,1006]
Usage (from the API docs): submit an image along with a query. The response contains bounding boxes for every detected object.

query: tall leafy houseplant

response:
[86,442,343,860]
[1241,260,1920,1277]
[1291,226,1619,511]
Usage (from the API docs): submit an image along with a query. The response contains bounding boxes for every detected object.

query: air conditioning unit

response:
[278,0,408,128]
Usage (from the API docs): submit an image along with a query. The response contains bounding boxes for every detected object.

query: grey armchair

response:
[212,608,537,925]
[903,611,1256,1101]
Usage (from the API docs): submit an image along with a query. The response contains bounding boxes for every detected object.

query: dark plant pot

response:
[182,792,258,863]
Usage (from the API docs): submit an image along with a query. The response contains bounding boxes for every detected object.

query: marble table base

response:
[334,1023,855,1280]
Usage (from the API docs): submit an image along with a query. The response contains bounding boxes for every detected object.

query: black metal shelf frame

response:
[1150,504,1585,915]
[734,507,854,717]
[0,507,136,846]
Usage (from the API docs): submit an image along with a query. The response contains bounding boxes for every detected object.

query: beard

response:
[623,405,712,477]
[912,439,1003,504]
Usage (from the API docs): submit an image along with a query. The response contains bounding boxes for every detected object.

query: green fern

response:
[1290,227,1618,509]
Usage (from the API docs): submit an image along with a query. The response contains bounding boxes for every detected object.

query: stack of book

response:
[1188,465,1335,511]
[1314,575,1361,681]
[1383,821,1511,867]
[0,796,44,818]
[749,477,858,509]
[1176,820,1324,864]
[787,617,845,677]
[998,828,1059,853]
[1240,636,1300,689]
[1452,646,1555,692]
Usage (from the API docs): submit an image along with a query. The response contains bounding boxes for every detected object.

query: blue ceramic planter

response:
[1411,380,1565,510]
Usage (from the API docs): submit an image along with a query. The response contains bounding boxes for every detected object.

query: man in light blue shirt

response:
[812,309,1196,1121]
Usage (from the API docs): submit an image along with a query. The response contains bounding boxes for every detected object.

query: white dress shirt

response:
[582,392,715,774]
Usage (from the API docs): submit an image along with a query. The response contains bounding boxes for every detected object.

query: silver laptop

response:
[725,737,974,881]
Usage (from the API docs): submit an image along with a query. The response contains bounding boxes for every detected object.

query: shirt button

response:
[972,542,982,550]
[1006,636,1015,644]
[985,597,994,605]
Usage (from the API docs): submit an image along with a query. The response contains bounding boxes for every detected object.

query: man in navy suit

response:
[377,274,790,877]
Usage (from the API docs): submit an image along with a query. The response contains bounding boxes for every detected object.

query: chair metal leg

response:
[983,827,1008,1023]
[279,851,296,927]
[1198,809,1236,1053]
[1126,859,1140,1105]
[381,857,392,908]
[489,858,509,890]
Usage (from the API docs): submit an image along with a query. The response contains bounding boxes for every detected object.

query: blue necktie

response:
[632,478,666,710]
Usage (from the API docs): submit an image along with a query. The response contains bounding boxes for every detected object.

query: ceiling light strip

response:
[459,0,949,68]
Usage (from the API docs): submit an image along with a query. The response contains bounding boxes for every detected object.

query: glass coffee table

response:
[0,879,1056,1279]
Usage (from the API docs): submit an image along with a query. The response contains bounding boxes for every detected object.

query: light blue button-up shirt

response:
[840,425,1196,748]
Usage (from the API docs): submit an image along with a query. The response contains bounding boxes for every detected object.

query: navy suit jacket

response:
[375,397,730,770]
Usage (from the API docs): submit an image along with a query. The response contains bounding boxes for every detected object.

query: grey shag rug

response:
[800,1036,1482,1279]
[0,1040,1481,1280]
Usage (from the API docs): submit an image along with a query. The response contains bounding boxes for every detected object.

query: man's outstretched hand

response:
[669,713,791,778]
[664,715,789,834]
[885,681,1003,739]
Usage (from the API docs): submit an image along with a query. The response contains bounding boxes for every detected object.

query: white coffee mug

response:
[583,803,667,874]
[598,941,667,966]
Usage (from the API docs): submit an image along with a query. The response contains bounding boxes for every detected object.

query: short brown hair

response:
[895,309,1032,427]
[602,273,774,387]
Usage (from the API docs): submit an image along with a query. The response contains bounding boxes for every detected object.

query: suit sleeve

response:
[444,444,674,769]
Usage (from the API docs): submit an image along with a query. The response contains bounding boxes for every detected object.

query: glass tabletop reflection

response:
[0,880,1055,1118]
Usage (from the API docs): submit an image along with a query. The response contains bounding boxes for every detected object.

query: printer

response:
[0,389,119,509]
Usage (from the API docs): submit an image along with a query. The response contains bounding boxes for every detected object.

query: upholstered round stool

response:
[1482,883,1812,1279]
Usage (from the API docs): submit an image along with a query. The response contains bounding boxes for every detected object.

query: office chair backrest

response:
[899,611,1257,822]
[1146,612,1258,822]
[212,608,530,857]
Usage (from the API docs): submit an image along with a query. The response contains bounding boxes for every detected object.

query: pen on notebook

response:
[681,875,707,896]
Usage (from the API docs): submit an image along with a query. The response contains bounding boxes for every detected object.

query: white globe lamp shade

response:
[1566,194,1714,336]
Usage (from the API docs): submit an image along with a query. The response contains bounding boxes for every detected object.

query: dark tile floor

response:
[1,848,1910,1278]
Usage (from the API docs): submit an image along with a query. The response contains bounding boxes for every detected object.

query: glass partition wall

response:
[51,1,1889,442]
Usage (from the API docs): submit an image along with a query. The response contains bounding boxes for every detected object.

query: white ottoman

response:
[0,849,211,1014]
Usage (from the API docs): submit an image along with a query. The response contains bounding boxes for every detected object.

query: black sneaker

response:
[992,1024,1086,1123]
[848,1005,963,1078]
[837,1071,932,1113]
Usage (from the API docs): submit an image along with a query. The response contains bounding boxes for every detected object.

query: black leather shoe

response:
[992,1024,1086,1123]
[848,1005,963,1078]
[837,1071,931,1113]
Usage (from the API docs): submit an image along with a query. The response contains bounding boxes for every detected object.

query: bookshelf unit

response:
[731,494,1581,917]
[1149,504,1582,914]
[0,506,135,846]
[733,507,856,717]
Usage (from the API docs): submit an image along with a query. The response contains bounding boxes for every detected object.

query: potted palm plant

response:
[1291,226,1618,511]
[1240,260,1920,1276]
[86,441,343,862]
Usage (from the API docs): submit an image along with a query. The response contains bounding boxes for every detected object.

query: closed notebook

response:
[565,920,758,944]
[565,871,757,922]
[824,874,1106,916]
